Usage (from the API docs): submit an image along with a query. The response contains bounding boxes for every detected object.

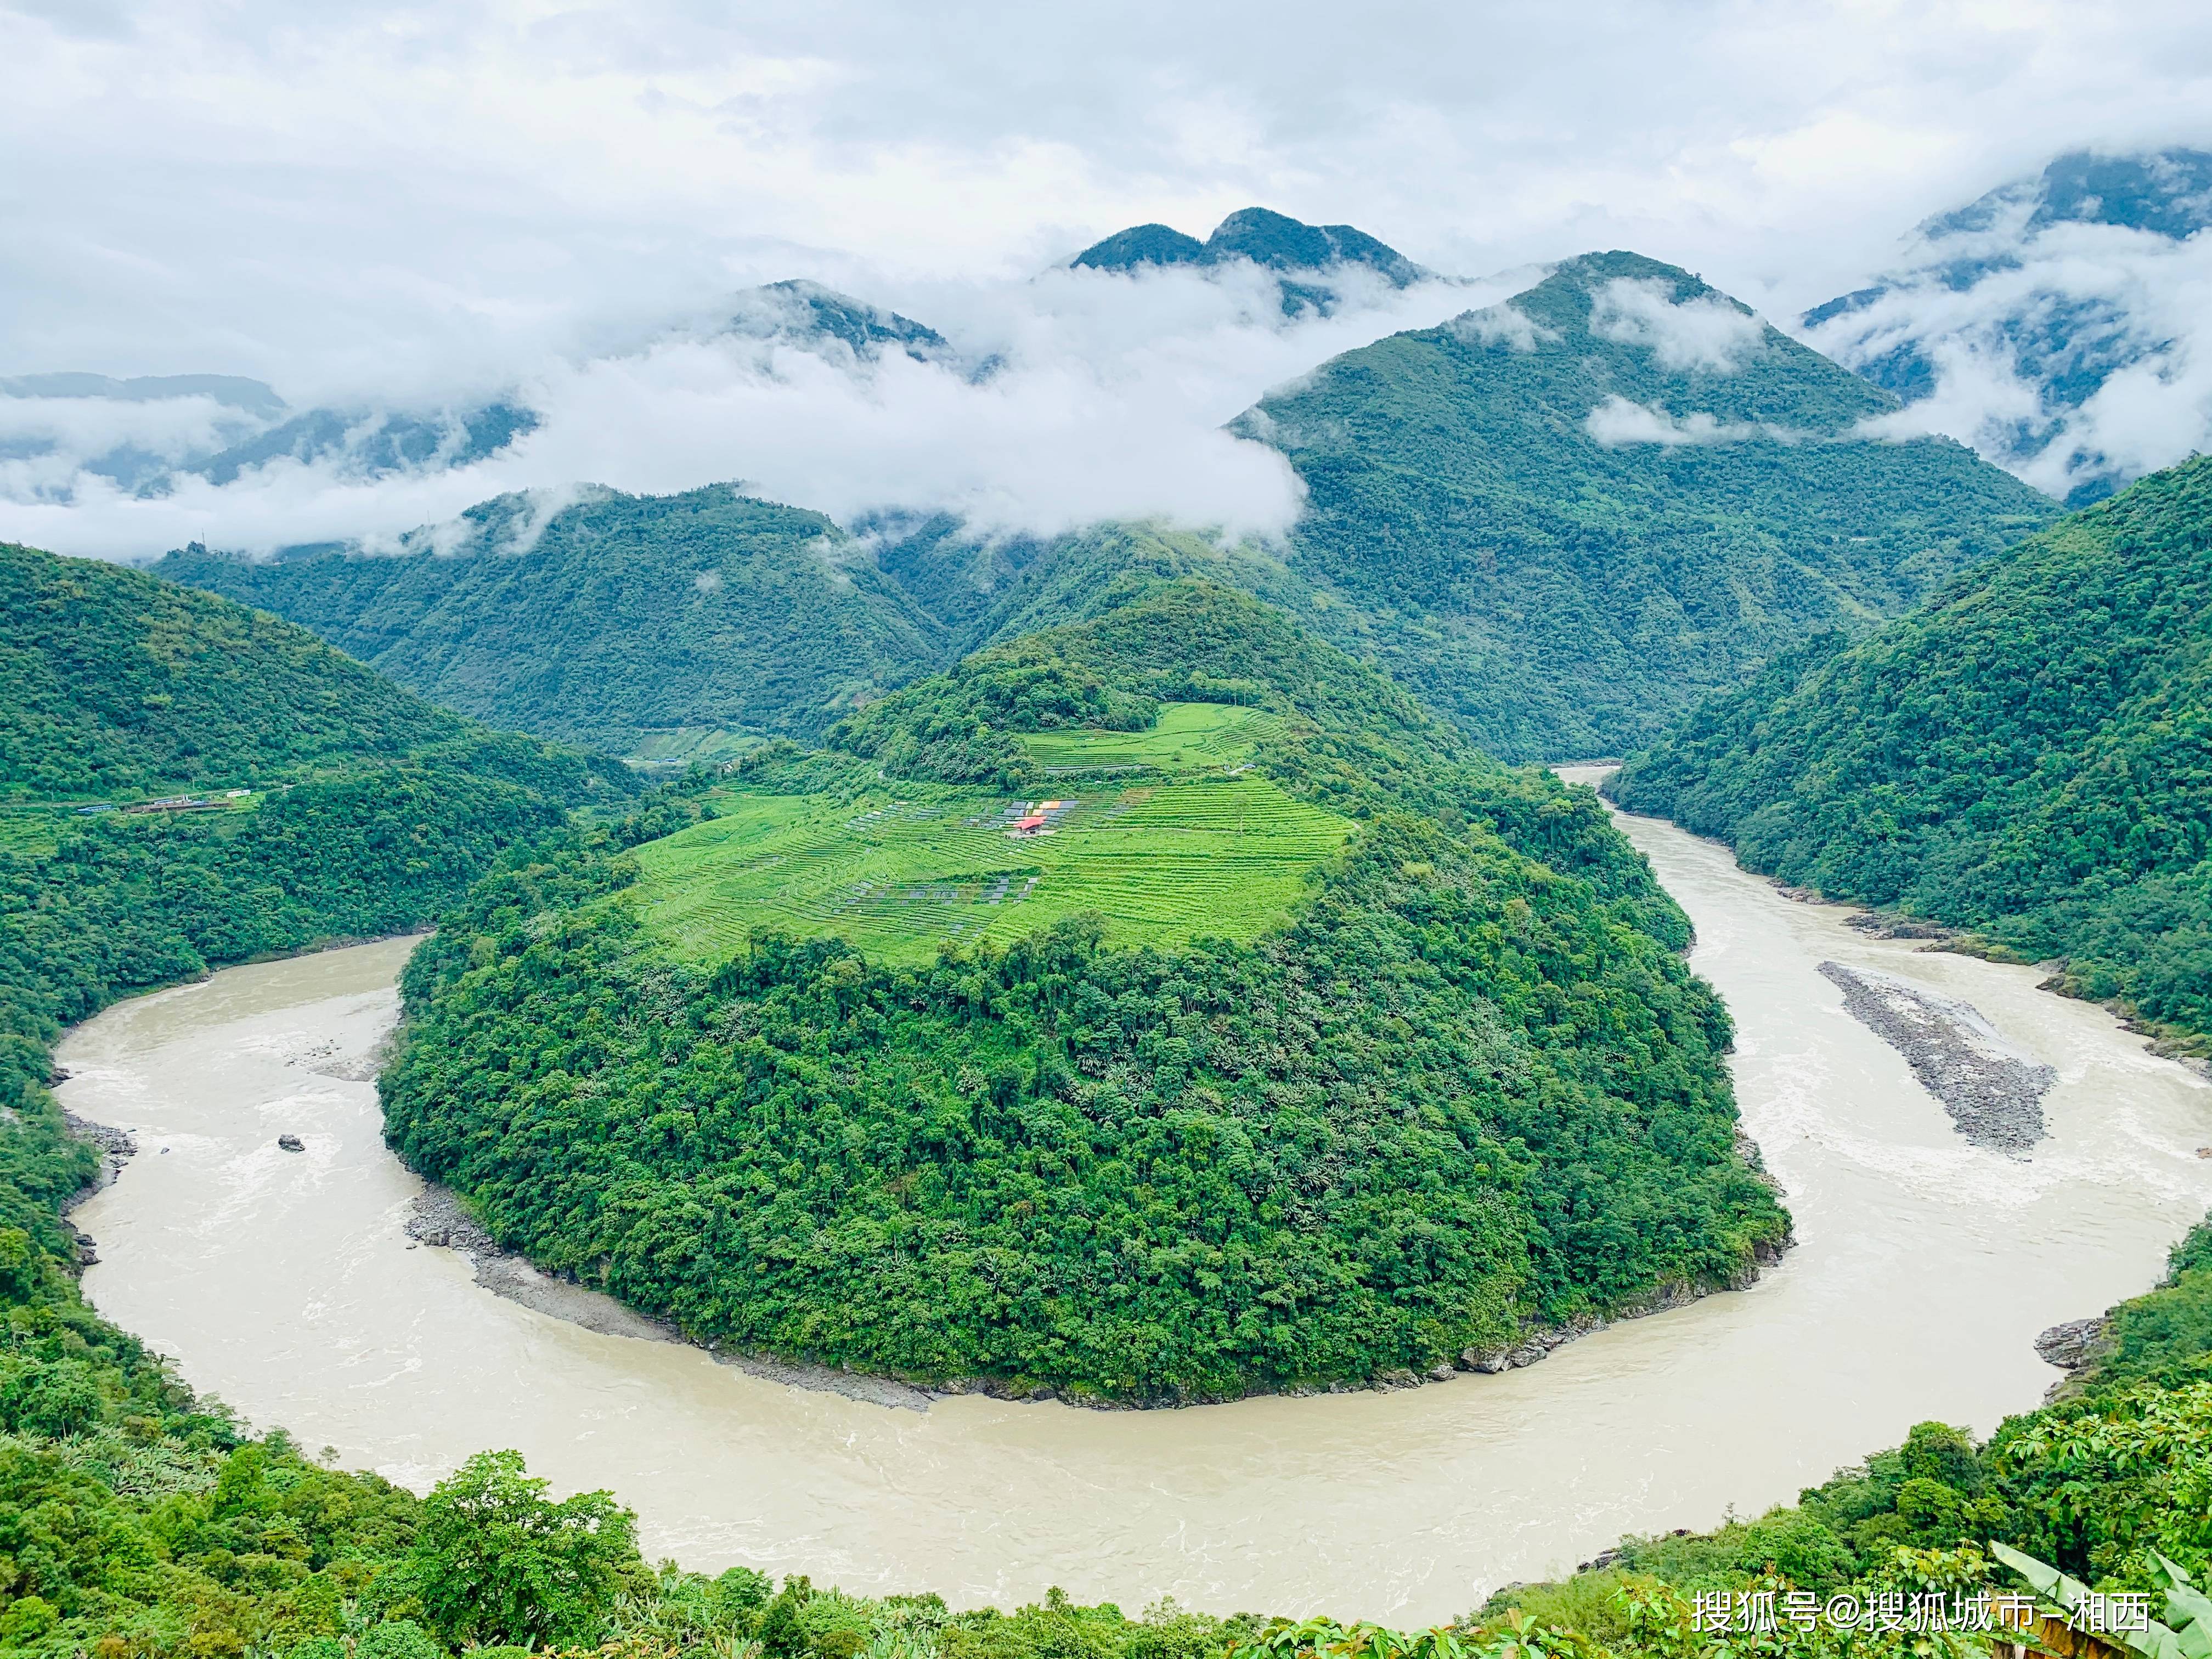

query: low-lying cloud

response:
[1583,395,1779,447]
[1443,296,1557,353]
[1804,202,2212,501]
[1588,278,1769,374]
[1,261,1513,562]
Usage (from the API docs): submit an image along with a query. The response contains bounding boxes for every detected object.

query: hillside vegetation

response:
[0,541,634,1117]
[158,253,2051,766]
[1610,455,2212,1040]
[159,487,944,754]
[380,580,1786,1404]
[1483,1211,2212,1649]
[1236,250,2057,758]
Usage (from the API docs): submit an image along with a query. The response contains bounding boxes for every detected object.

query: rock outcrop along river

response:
[57,787,2212,1625]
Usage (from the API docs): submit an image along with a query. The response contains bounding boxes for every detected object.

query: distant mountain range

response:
[0,276,976,499]
[161,250,2052,763]
[1803,148,2212,505]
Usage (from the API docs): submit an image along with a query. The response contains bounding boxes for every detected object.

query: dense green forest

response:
[381,579,1786,1403]
[157,252,2051,766]
[157,488,946,755]
[1239,250,2056,758]
[1610,455,2212,1042]
[3,546,2211,1656]
[0,539,636,1142]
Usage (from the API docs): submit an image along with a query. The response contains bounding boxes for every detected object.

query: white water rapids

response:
[56,793,2212,1624]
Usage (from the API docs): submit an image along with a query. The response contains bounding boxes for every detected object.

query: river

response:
[57,794,2212,1626]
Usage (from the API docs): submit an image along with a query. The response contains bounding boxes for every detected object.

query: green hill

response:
[157,485,945,755]
[380,579,1786,1404]
[1232,250,2058,759]
[0,540,636,1107]
[1610,455,2212,1040]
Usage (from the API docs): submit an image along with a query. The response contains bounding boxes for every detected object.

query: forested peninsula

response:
[1610,455,2212,1045]
[381,579,1788,1404]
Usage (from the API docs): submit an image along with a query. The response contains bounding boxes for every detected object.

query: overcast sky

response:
[9,0,2212,394]
[6,1,2212,561]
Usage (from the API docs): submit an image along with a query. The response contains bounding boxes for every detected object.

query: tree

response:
[407,1449,640,1648]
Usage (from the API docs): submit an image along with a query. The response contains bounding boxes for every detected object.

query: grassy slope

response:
[157,486,944,753]
[1610,455,2212,1040]
[629,711,1353,966]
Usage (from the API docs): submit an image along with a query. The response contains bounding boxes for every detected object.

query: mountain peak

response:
[1070,207,1424,286]
[727,280,951,362]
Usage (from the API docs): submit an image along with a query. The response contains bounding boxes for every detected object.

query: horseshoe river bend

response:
[52,786,2212,1625]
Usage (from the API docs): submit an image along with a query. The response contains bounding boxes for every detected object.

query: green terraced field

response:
[626,726,763,771]
[628,752,1354,966]
[1014,701,1286,770]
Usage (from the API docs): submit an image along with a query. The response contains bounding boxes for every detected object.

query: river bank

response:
[55,808,2212,1624]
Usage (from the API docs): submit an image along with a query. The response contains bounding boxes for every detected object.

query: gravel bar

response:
[1819,961,2055,1155]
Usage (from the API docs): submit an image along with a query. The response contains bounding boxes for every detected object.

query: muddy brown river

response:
[58,794,2212,1625]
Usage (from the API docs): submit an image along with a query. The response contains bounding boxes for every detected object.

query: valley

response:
[9,80,2212,1652]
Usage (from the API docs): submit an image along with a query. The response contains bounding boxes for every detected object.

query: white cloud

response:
[1444,295,1556,352]
[6,1,2212,385]
[5,0,2212,545]
[1,264,1508,560]
[1584,394,1774,447]
[1811,216,2212,498]
[1588,278,1769,373]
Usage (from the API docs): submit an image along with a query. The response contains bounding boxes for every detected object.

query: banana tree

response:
[1993,1541,2212,1659]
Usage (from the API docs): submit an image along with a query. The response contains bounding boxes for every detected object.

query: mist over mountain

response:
[1229,250,2055,757]
[1804,148,2212,506]
[2,241,1494,563]
[161,249,2056,765]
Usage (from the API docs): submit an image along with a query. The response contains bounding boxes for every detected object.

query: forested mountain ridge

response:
[1232,249,2058,758]
[381,578,1787,1404]
[159,487,946,754]
[157,252,2052,768]
[1610,454,2212,1040]
[1,539,636,1115]
[0,540,627,803]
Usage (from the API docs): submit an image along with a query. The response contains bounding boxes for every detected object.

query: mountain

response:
[1610,454,2212,1042]
[1,371,291,491]
[2,535,634,1107]
[0,371,287,419]
[1071,207,1429,313]
[1073,206,1426,285]
[724,278,955,365]
[381,575,1785,1403]
[1804,148,2212,505]
[158,484,949,754]
[188,400,539,488]
[0,368,540,495]
[158,252,2052,766]
[1211,249,2054,758]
